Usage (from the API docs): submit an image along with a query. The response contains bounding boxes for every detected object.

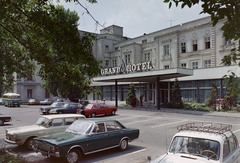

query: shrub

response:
[0,146,27,163]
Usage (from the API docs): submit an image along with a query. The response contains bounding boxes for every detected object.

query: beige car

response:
[5,114,85,149]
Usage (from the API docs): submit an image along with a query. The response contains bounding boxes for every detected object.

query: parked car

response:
[0,113,11,126]
[77,103,117,117]
[32,118,139,163]
[5,114,85,149]
[28,99,40,105]
[49,103,82,114]
[40,99,52,105]
[39,102,66,114]
[149,122,240,163]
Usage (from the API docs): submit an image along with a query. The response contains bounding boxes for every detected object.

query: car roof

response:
[41,114,85,119]
[87,103,105,105]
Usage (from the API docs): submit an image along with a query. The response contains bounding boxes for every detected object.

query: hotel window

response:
[145,53,150,62]
[205,37,210,49]
[105,60,109,67]
[205,60,211,67]
[125,54,130,64]
[192,62,198,69]
[105,45,109,52]
[224,38,232,45]
[164,45,169,55]
[112,59,117,67]
[181,42,186,53]
[142,39,147,44]
[181,63,186,68]
[192,40,198,51]
[26,71,32,80]
[164,65,169,69]
[45,91,50,98]
[27,89,32,98]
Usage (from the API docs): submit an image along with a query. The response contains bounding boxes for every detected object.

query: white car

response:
[150,122,240,163]
[40,99,52,105]
[5,114,85,149]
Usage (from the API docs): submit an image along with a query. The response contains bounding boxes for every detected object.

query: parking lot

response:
[1,104,240,163]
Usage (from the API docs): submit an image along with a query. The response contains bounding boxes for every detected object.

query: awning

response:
[93,68,193,82]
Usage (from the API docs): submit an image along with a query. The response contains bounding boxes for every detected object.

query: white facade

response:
[15,16,239,104]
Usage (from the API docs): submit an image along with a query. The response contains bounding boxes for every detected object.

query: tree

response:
[164,0,240,96]
[126,83,136,106]
[171,78,183,109]
[224,73,238,110]
[1,1,101,97]
[208,82,219,111]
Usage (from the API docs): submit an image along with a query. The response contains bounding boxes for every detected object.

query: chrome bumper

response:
[4,138,19,145]
[32,146,60,158]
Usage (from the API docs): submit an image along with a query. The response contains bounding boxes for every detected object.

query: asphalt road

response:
[1,105,240,163]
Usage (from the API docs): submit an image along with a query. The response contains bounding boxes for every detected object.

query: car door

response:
[223,136,240,163]
[89,122,109,151]
[45,118,66,135]
[100,104,108,114]
[106,121,125,147]
[93,104,101,115]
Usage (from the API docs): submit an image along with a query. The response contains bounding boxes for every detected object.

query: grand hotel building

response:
[15,16,240,107]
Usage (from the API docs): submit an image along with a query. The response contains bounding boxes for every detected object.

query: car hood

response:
[151,153,216,163]
[7,125,45,134]
[0,114,11,118]
[36,131,88,145]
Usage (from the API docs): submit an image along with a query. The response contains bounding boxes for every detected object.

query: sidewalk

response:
[117,105,240,119]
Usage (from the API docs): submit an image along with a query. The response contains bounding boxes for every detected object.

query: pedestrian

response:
[80,102,85,115]
[140,94,144,106]
[131,96,136,108]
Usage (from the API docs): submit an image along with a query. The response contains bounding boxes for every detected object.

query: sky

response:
[56,0,209,38]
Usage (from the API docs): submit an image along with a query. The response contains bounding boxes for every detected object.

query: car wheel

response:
[91,113,96,118]
[59,111,63,114]
[24,137,34,150]
[119,139,128,151]
[111,110,116,115]
[66,149,81,163]
[18,105,20,107]
[0,119,4,126]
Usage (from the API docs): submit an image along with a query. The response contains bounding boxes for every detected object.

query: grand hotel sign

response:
[101,60,154,76]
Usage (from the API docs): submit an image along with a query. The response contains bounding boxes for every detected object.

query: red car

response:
[77,103,117,118]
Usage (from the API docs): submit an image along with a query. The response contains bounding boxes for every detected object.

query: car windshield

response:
[35,117,49,127]
[51,102,64,107]
[29,99,35,102]
[169,136,220,160]
[66,120,94,134]
[85,104,93,109]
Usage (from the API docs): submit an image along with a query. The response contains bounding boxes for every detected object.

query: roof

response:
[41,114,85,119]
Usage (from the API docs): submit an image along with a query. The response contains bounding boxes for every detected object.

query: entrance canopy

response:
[93,68,193,82]
[93,68,193,109]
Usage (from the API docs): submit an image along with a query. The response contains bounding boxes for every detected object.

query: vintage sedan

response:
[149,122,240,163]
[28,99,40,105]
[40,99,52,105]
[0,113,11,126]
[32,118,139,163]
[77,103,117,117]
[49,103,82,114]
[39,102,66,114]
[5,114,85,149]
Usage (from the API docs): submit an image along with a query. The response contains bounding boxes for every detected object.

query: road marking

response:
[94,148,146,163]
[151,119,188,128]
[233,129,240,133]
[125,117,162,125]
[116,115,148,121]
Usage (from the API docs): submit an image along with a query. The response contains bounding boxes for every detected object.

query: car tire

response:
[111,110,116,115]
[59,111,63,114]
[0,119,4,126]
[18,105,20,107]
[119,139,128,151]
[66,149,81,163]
[91,113,96,118]
[24,137,34,150]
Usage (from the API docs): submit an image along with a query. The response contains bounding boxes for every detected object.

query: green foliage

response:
[170,78,183,109]
[0,146,27,163]
[183,102,214,112]
[208,82,219,110]
[126,83,136,105]
[224,75,238,110]
[1,1,101,97]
